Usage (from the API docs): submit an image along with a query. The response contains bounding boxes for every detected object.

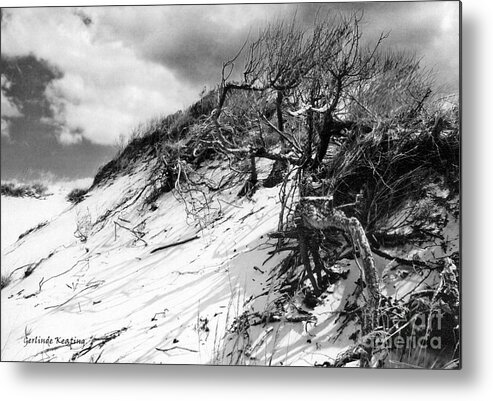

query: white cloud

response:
[1,74,22,118]
[1,118,11,138]
[1,8,198,146]
[1,74,22,139]
[0,94,22,118]
[58,128,83,145]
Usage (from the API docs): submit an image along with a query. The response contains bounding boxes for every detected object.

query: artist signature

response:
[24,335,86,347]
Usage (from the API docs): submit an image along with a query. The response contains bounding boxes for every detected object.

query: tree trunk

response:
[304,106,314,167]
[276,90,288,153]
[237,154,258,197]
[263,159,287,188]
[311,78,343,170]
[263,90,288,189]
[297,229,321,296]
[250,153,257,184]
[276,90,284,133]
[307,238,324,284]
[311,113,332,170]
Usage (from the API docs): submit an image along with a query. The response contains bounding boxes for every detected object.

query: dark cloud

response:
[1,55,61,119]
[93,2,458,91]
[91,5,265,86]
[1,129,115,181]
[0,55,114,180]
[141,16,249,86]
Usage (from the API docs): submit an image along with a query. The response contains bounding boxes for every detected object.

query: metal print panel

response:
[0,1,460,368]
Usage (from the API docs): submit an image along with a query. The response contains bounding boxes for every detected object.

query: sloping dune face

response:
[1,160,288,364]
[1,156,459,366]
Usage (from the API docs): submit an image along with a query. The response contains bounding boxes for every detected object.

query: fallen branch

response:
[70,327,128,362]
[238,205,266,223]
[44,283,101,310]
[156,346,198,353]
[268,230,299,239]
[249,311,316,326]
[370,246,433,269]
[267,246,298,255]
[114,220,148,246]
[245,327,274,358]
[150,235,200,254]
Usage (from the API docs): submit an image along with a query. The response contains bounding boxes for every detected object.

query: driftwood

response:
[296,196,381,334]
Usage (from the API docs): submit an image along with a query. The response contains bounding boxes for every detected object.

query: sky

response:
[0,1,460,181]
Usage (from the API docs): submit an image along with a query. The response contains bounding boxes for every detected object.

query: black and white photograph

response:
[1,1,460,369]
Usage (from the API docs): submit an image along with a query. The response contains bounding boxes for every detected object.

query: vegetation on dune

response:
[1,181,48,198]
[1,273,12,290]
[18,220,48,241]
[91,89,218,189]
[66,187,89,204]
[84,11,459,368]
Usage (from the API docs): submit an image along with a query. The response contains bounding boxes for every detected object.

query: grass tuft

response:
[67,188,89,204]
[1,274,12,290]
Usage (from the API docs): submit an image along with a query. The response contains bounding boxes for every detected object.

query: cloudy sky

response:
[0,1,459,181]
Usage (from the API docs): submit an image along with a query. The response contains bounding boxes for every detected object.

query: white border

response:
[1,1,492,400]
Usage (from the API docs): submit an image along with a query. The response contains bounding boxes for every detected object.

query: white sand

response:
[0,162,458,365]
